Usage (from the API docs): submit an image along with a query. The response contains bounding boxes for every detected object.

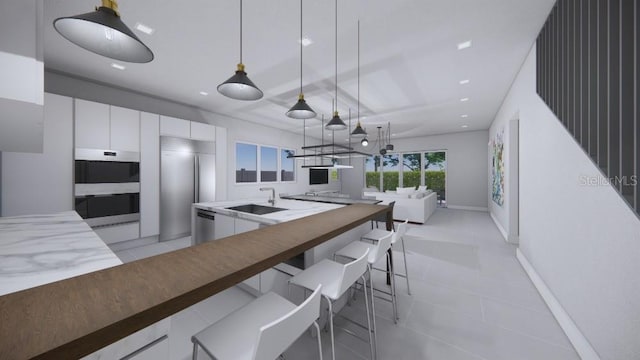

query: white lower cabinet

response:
[213,213,235,240]
[81,318,170,360]
[94,222,140,245]
[260,268,290,297]
[123,336,168,360]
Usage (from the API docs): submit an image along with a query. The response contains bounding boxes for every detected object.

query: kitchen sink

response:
[226,204,288,215]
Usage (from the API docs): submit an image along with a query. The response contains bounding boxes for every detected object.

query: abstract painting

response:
[491,128,505,206]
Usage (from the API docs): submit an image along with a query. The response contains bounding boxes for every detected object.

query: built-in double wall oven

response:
[74,149,140,227]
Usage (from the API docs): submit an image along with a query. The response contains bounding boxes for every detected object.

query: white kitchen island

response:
[0,211,170,360]
[192,198,372,296]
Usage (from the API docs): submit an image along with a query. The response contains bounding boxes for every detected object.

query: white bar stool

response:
[334,231,395,329]
[362,219,411,297]
[289,249,375,360]
[191,285,323,360]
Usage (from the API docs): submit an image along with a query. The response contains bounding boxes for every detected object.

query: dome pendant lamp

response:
[351,21,367,138]
[53,0,154,63]
[286,0,316,119]
[218,0,263,101]
[325,0,347,131]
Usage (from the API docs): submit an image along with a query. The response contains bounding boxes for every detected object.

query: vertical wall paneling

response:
[567,0,575,134]
[574,0,580,136]
[581,0,589,147]
[589,0,598,159]
[551,8,556,114]
[620,0,635,205]
[536,0,638,217]
[632,1,640,214]
[609,0,620,190]
[598,0,609,173]
[559,0,565,126]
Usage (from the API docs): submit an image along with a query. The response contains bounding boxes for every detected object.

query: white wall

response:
[1,93,73,216]
[44,71,338,201]
[491,45,640,360]
[198,112,340,201]
[383,131,489,210]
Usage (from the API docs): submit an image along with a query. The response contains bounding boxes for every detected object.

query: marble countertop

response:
[0,211,122,296]
[193,198,344,225]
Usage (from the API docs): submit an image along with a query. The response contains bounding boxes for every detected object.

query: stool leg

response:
[401,236,412,295]
[325,296,336,360]
[388,255,398,324]
[192,342,198,360]
[313,321,323,360]
[362,275,376,360]
[368,265,377,351]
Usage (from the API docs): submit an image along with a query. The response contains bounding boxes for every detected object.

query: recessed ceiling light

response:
[459,79,470,85]
[460,97,469,102]
[111,63,126,70]
[461,114,469,118]
[298,37,313,47]
[135,22,155,35]
[461,125,469,128]
[457,40,472,50]
[199,91,209,96]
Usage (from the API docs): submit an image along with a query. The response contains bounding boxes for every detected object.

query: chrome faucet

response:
[260,187,276,206]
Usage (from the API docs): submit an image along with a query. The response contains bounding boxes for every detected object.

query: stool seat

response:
[289,259,344,300]
[192,292,296,360]
[361,228,393,243]
[335,241,378,264]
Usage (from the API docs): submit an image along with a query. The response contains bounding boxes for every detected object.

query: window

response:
[281,149,295,182]
[424,151,447,203]
[260,146,277,182]
[365,155,381,190]
[236,143,257,183]
[235,142,297,184]
[402,153,421,189]
[364,150,447,204]
[382,154,399,191]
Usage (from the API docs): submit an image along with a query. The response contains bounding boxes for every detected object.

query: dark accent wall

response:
[537,0,639,216]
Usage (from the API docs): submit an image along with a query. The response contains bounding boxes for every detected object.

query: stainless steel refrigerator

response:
[160,136,215,242]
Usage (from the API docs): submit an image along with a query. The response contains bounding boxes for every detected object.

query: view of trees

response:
[365,151,446,199]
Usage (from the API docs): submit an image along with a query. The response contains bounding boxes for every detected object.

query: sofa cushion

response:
[417,185,428,192]
[396,187,416,194]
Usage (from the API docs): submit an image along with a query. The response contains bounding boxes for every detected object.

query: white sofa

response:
[363,187,437,224]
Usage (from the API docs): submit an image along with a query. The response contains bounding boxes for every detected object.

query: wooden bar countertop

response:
[0,204,388,359]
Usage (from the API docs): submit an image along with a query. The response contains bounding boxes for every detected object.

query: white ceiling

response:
[42,0,554,144]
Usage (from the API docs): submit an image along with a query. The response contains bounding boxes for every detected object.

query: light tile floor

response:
[110,209,579,359]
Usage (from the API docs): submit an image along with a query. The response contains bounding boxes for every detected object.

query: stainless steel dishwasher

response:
[194,209,216,245]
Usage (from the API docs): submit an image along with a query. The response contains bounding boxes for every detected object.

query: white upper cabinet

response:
[190,121,216,141]
[159,116,190,138]
[160,115,216,141]
[110,106,140,152]
[75,100,140,151]
[75,99,110,149]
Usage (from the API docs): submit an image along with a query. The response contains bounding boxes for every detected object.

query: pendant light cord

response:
[300,0,303,92]
[240,0,243,64]
[357,20,360,124]
[335,0,338,110]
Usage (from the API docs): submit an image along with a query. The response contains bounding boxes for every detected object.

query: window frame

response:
[234,141,298,184]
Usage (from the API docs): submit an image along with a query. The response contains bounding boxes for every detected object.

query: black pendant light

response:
[286,0,316,119]
[53,0,154,63]
[385,122,394,150]
[218,0,263,101]
[325,0,347,131]
[361,137,369,146]
[351,21,368,138]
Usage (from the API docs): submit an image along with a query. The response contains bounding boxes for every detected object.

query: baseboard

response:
[516,249,600,360]
[490,212,508,242]
[447,205,489,212]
